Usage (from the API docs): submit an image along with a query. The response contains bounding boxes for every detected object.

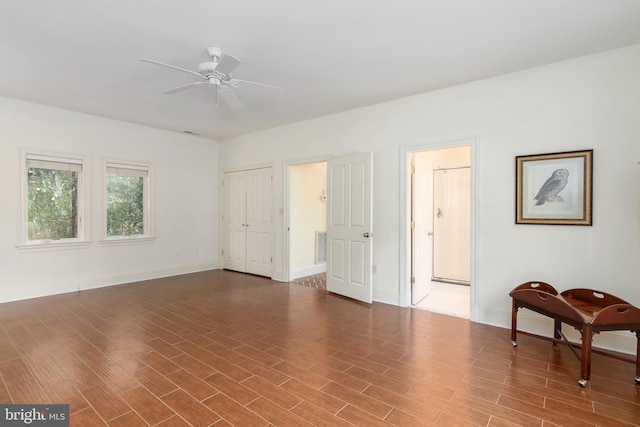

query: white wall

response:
[0,97,219,303]
[290,162,327,278]
[220,45,640,353]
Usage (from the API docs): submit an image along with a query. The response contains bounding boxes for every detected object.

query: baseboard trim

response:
[0,263,217,305]
[291,264,326,280]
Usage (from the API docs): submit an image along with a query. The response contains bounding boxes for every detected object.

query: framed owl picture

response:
[516,149,593,225]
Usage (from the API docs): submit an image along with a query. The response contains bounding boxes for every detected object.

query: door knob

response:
[363,232,371,238]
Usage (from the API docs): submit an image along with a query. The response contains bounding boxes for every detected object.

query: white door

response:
[223,170,247,272]
[432,167,470,283]
[411,154,431,304]
[326,153,373,303]
[245,168,272,276]
[222,167,272,277]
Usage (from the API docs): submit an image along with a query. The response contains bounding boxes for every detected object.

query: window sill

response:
[16,240,91,252]
[100,236,155,246]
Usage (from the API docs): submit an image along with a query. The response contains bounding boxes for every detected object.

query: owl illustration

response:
[534,168,569,206]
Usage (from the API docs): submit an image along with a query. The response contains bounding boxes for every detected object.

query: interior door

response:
[326,152,373,303]
[222,167,272,277]
[245,168,272,276]
[223,170,247,272]
[432,167,470,283]
[411,154,431,304]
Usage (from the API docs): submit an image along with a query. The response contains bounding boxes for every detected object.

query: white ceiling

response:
[2,1,640,141]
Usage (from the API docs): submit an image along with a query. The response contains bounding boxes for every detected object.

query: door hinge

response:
[221,249,224,255]
[271,257,273,263]
[410,165,415,174]
[411,276,416,284]
[410,221,415,229]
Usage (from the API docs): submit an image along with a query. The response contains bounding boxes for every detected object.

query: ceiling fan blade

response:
[218,86,242,109]
[232,79,283,92]
[162,81,204,94]
[141,59,204,79]
[215,54,242,75]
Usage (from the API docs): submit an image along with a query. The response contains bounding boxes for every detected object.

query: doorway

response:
[288,162,328,281]
[409,145,471,318]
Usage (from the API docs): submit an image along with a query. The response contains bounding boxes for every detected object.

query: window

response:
[102,160,153,243]
[19,149,90,248]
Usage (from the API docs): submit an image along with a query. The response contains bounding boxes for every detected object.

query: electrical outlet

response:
[175,248,181,256]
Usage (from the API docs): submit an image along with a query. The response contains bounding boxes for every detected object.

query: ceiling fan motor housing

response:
[198,61,218,76]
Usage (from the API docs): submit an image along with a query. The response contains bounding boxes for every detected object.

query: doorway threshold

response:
[432,278,470,287]
[414,282,470,319]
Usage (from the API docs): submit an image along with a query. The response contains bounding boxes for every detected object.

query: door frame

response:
[399,136,478,319]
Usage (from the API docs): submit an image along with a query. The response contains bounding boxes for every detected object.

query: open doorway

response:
[410,145,471,318]
[288,161,328,284]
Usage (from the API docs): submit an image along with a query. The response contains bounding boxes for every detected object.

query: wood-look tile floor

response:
[1,270,639,426]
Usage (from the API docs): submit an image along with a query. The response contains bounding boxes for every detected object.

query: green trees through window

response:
[106,174,144,236]
[27,167,79,240]
[104,162,150,239]
[21,151,151,247]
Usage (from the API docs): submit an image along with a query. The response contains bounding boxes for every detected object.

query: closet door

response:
[223,170,247,272]
[245,168,272,276]
[222,167,272,277]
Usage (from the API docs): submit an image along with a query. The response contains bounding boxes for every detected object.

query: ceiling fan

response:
[141,47,282,109]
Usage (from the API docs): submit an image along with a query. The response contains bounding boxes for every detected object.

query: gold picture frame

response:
[516,149,593,225]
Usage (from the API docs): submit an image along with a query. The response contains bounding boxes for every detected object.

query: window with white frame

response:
[103,160,153,242]
[19,149,90,248]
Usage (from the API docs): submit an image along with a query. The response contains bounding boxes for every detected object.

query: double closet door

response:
[222,167,272,277]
